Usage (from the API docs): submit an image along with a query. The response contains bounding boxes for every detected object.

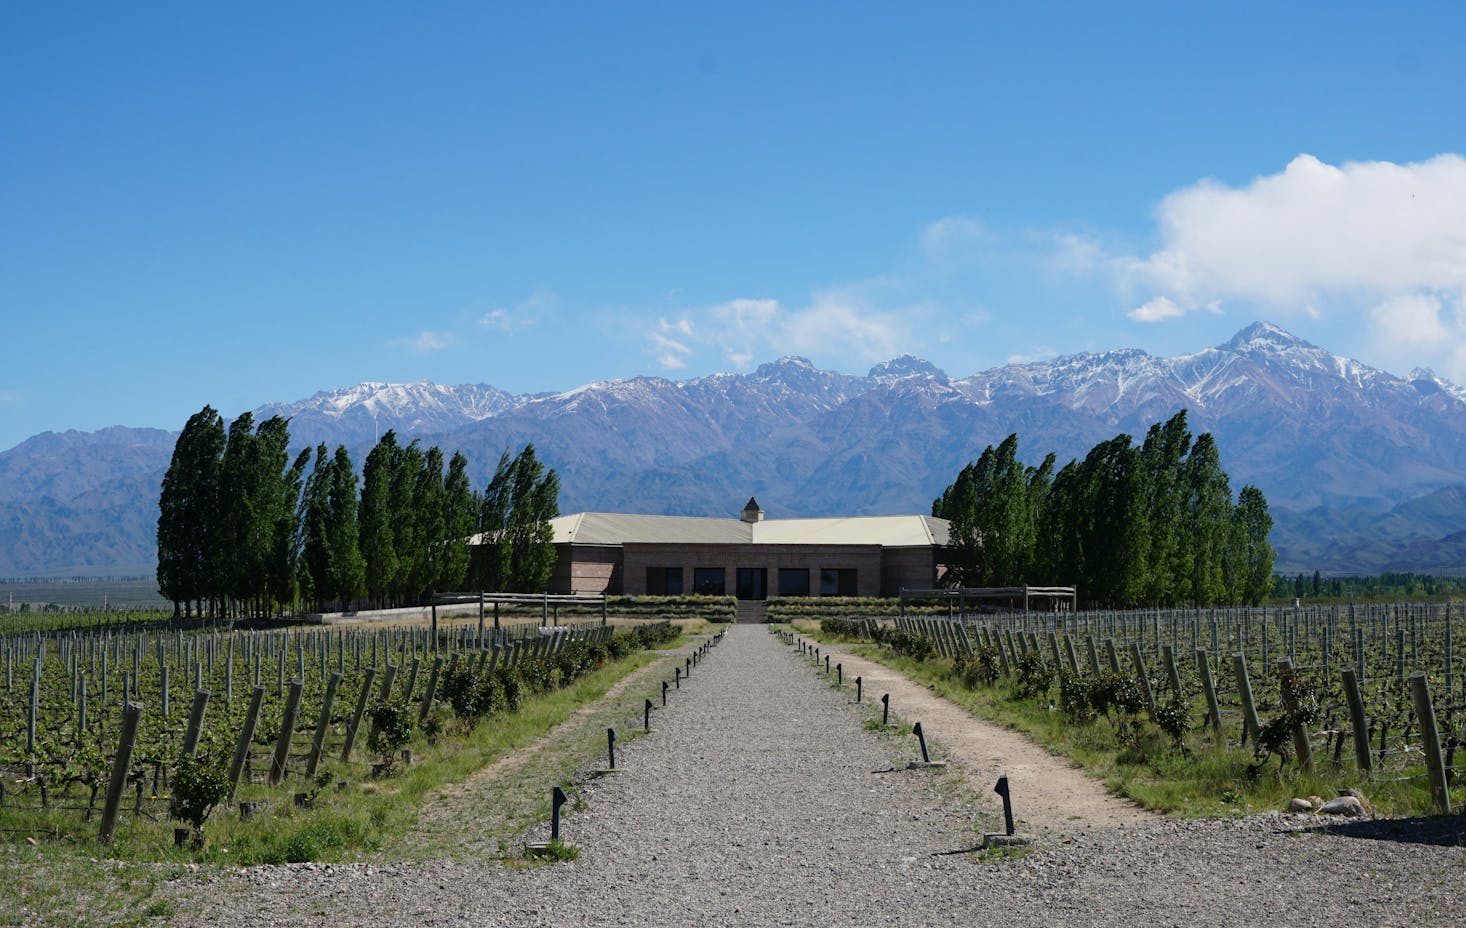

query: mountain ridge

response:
[3,322,1464,577]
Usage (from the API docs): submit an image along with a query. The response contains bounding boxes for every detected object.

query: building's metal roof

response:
[547,511,949,548]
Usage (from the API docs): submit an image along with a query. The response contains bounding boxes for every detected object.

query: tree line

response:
[157,406,559,618]
[932,410,1275,608]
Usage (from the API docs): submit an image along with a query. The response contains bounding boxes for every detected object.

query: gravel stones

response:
[163,627,1464,927]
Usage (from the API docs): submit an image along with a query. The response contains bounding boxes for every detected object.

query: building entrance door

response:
[735,567,767,601]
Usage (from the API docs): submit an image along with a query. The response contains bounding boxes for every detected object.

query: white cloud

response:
[649,319,694,369]
[1120,153,1466,311]
[479,289,553,332]
[0,389,20,407]
[393,330,453,353]
[1007,348,1057,365]
[920,215,989,258]
[646,292,921,371]
[1128,296,1186,323]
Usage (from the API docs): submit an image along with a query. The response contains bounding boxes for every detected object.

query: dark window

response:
[646,567,682,596]
[736,568,767,600]
[778,568,810,597]
[820,568,857,596]
[693,567,726,596]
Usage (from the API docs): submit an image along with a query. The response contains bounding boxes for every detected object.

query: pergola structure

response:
[897,585,1077,617]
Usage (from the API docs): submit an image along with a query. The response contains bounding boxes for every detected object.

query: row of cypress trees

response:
[932,410,1275,608]
[156,406,559,618]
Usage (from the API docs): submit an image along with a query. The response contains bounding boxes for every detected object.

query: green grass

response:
[0,633,699,925]
[798,624,1459,819]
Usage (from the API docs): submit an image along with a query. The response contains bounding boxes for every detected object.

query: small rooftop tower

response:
[741,497,764,524]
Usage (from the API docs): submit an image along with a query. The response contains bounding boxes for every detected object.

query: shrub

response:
[170,753,230,836]
[1012,651,1054,700]
[366,701,414,772]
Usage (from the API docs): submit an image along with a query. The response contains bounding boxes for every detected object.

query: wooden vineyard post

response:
[420,655,444,722]
[1085,634,1101,676]
[1196,649,1221,736]
[269,680,304,786]
[99,702,142,843]
[1104,638,1122,674]
[1233,653,1261,746]
[341,667,378,762]
[1409,672,1452,815]
[180,688,211,760]
[366,664,399,748]
[1341,667,1372,774]
[1049,632,1065,680]
[1275,657,1313,773]
[1162,645,1183,699]
[1130,641,1156,714]
[307,671,342,777]
[228,686,266,802]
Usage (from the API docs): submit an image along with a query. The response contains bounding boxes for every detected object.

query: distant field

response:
[0,577,168,610]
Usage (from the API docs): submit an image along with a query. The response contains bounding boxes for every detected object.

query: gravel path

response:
[165,625,1464,928]
[805,636,1154,830]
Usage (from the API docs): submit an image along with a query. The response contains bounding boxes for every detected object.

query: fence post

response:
[307,671,342,777]
[98,702,142,843]
[1276,657,1314,773]
[420,654,445,722]
[180,688,211,760]
[228,685,266,802]
[1409,672,1452,815]
[1340,667,1372,774]
[1233,653,1261,746]
[1129,641,1155,714]
[1196,649,1221,735]
[341,667,377,762]
[270,679,304,786]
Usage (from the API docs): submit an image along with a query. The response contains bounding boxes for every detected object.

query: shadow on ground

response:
[1298,814,1466,847]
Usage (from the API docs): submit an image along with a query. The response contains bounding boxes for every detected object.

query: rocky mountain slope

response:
[3,322,1464,576]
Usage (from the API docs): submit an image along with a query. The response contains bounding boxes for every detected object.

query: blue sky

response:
[4,2,1466,450]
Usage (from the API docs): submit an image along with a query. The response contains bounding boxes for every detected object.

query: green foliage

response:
[169,754,230,831]
[1151,692,1189,748]
[1011,650,1054,700]
[935,411,1274,608]
[477,445,560,594]
[869,624,935,660]
[955,646,1000,688]
[366,701,415,770]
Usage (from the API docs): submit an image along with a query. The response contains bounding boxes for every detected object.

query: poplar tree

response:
[478,444,560,592]
[359,432,400,608]
[157,405,226,617]
[325,445,366,610]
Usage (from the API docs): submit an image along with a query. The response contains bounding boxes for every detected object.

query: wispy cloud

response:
[649,318,694,369]
[920,215,990,259]
[0,389,21,407]
[1073,153,1466,377]
[479,289,553,333]
[393,330,453,354]
[649,291,923,371]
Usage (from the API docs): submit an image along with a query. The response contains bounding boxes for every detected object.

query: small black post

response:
[824,655,830,674]
[913,721,931,763]
[994,776,1015,836]
[662,680,669,706]
[685,657,691,677]
[607,727,618,770]
[856,676,863,702]
[674,667,681,689]
[881,693,890,726]
[551,786,568,840]
[836,663,842,685]
[644,698,653,732]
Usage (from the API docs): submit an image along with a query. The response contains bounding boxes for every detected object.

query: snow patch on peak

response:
[868,355,945,382]
[1221,321,1316,353]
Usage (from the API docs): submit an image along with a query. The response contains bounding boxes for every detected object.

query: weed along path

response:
[804,638,1154,832]
[163,625,1461,928]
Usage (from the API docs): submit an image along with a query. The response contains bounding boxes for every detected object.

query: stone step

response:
[735,601,768,624]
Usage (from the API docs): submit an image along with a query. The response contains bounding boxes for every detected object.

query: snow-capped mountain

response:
[3,322,1465,576]
[254,380,527,447]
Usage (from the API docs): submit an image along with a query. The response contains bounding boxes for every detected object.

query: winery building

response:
[536,498,949,600]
